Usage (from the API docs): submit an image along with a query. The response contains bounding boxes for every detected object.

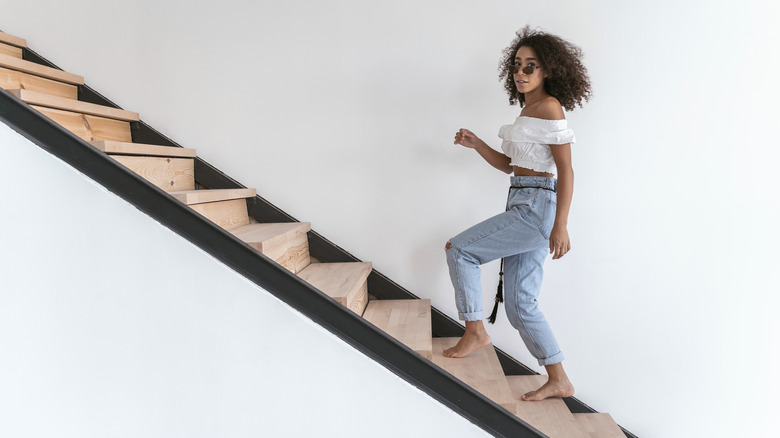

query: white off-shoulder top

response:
[498,116,576,175]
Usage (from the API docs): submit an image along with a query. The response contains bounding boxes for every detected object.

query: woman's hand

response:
[454,128,480,149]
[549,224,571,260]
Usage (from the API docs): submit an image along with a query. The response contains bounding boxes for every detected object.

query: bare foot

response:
[521,378,575,401]
[443,331,492,358]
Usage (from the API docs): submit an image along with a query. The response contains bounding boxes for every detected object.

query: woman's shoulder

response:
[520,96,565,121]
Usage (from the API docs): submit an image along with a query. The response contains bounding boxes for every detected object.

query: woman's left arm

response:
[550,144,573,260]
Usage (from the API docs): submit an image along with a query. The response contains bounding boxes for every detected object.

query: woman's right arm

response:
[454,128,512,174]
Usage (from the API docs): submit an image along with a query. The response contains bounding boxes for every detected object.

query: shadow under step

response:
[363,299,433,360]
[432,338,516,412]
[508,375,586,438]
[229,222,312,274]
[298,262,372,316]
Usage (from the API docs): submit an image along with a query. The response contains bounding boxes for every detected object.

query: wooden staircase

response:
[0,31,627,438]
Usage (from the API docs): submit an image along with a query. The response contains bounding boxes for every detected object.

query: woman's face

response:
[513,45,546,94]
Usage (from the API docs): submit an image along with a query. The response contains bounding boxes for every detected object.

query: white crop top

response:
[498,116,576,175]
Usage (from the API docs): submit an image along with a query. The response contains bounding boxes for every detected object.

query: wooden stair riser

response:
[1,67,78,99]
[253,231,310,274]
[228,223,313,274]
[189,199,250,230]
[363,299,433,360]
[0,53,83,84]
[298,262,372,316]
[432,338,516,412]
[32,106,131,142]
[110,156,194,192]
[10,89,138,121]
[0,42,22,58]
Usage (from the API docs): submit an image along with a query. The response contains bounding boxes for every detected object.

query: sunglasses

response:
[509,63,541,75]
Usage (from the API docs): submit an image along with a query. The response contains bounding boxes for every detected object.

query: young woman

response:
[443,26,591,402]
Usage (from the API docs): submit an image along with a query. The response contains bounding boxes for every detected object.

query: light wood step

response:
[431,338,516,412]
[169,188,256,205]
[169,189,256,230]
[298,262,372,315]
[89,140,196,158]
[0,53,82,84]
[1,67,78,99]
[111,155,194,192]
[573,413,625,438]
[8,89,138,121]
[0,32,26,48]
[507,375,585,438]
[229,222,312,274]
[33,106,131,142]
[0,42,22,58]
[363,299,433,360]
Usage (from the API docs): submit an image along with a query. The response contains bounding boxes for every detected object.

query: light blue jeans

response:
[445,176,564,366]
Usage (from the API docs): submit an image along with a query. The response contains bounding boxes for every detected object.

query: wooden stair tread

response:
[363,299,433,360]
[9,88,138,121]
[1,66,78,99]
[229,222,311,244]
[90,140,196,158]
[431,338,516,411]
[0,53,82,84]
[298,262,371,315]
[229,223,312,274]
[507,375,585,438]
[573,413,624,438]
[0,32,26,48]
[33,106,131,142]
[169,188,256,205]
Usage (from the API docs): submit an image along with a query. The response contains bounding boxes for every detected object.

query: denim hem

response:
[458,310,484,321]
[537,351,565,366]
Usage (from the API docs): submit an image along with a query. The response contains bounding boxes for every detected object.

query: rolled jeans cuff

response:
[537,350,565,367]
[458,310,484,321]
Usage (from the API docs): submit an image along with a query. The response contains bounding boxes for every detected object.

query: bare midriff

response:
[513,166,554,178]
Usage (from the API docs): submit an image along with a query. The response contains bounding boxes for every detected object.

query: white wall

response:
[2,1,780,436]
[0,122,489,437]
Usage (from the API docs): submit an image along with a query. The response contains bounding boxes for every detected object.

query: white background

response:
[2,1,780,436]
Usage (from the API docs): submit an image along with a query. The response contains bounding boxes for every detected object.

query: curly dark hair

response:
[499,26,592,111]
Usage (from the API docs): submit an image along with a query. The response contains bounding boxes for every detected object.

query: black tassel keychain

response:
[487,258,505,324]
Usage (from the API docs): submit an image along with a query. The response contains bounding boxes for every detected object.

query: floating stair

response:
[229,222,312,274]
[432,338,517,412]
[363,299,433,359]
[298,262,372,315]
[0,29,632,438]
